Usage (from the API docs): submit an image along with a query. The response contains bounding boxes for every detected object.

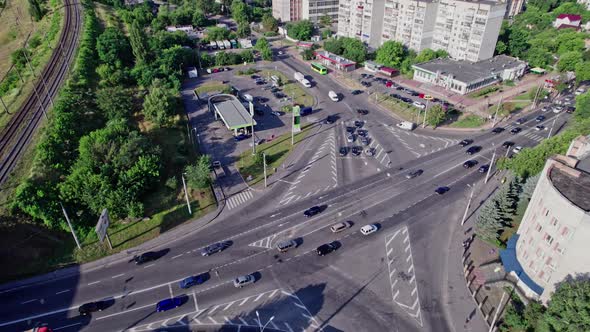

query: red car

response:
[385,81,393,88]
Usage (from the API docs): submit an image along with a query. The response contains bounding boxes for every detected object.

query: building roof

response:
[380,67,398,74]
[500,234,545,295]
[412,55,527,84]
[556,14,582,21]
[212,97,255,130]
[549,159,590,212]
[315,50,356,66]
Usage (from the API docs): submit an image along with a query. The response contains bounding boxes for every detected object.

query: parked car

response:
[412,101,426,109]
[351,90,363,95]
[357,109,369,115]
[360,137,370,146]
[324,115,336,124]
[513,146,523,154]
[234,134,248,141]
[478,165,489,173]
[352,146,362,156]
[339,147,348,156]
[458,139,473,147]
[354,120,364,128]
[233,274,255,288]
[276,239,297,252]
[179,274,208,289]
[347,134,355,143]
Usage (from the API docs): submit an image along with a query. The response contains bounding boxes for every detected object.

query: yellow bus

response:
[311,62,328,75]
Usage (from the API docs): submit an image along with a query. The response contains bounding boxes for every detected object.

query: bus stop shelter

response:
[208,94,256,135]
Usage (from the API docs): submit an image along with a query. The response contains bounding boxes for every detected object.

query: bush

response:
[165,177,178,190]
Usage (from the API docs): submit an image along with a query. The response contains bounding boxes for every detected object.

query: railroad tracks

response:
[0,0,81,185]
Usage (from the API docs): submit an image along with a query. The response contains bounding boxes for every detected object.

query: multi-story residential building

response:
[338,0,506,61]
[273,0,338,23]
[501,136,590,304]
[503,0,525,18]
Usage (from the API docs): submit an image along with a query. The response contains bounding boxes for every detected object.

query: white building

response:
[273,0,338,23]
[503,0,525,18]
[337,0,506,62]
[578,0,590,10]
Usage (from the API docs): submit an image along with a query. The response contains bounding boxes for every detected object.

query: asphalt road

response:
[0,58,570,332]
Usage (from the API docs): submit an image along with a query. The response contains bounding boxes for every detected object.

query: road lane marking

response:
[143,263,155,269]
[171,254,183,260]
[20,299,37,305]
[55,289,70,295]
[87,281,101,286]
[223,301,235,310]
[268,289,278,298]
[254,293,265,301]
[192,291,198,311]
[111,273,124,279]
[168,284,173,298]
[54,322,82,331]
[239,297,249,306]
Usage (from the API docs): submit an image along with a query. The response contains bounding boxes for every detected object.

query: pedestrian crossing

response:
[225,189,253,210]
[503,124,545,142]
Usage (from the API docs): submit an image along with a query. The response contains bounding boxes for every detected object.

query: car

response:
[271,111,283,116]
[234,134,248,141]
[201,242,229,256]
[478,165,489,173]
[233,274,255,288]
[465,146,481,155]
[492,127,505,134]
[365,148,375,156]
[278,50,284,55]
[255,80,265,85]
[276,239,297,252]
[406,169,423,179]
[324,115,336,124]
[536,115,546,122]
[179,274,208,289]
[156,297,182,312]
[79,301,109,316]
[316,243,337,256]
[354,120,364,128]
[339,147,348,156]
[502,141,515,149]
[535,125,545,131]
[304,206,322,217]
[250,75,259,79]
[346,126,355,133]
[352,90,363,95]
[401,97,413,103]
[385,81,393,88]
[463,160,478,168]
[541,107,549,112]
[357,129,368,137]
[134,251,159,265]
[513,146,523,154]
[553,106,563,113]
[270,87,280,93]
[330,221,351,233]
[357,109,369,115]
[409,91,420,97]
[565,106,575,114]
[510,127,522,134]
[360,137,370,145]
[412,101,426,109]
[515,118,526,125]
[352,146,362,156]
[395,86,404,91]
[458,139,473,147]
[347,134,355,143]
[360,224,378,235]
[435,186,450,195]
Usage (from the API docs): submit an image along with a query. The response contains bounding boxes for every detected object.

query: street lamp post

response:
[181,173,192,215]
[422,99,430,128]
[263,152,267,188]
[461,183,475,226]
[256,311,275,332]
[485,144,496,184]
[547,113,561,139]
[492,97,503,128]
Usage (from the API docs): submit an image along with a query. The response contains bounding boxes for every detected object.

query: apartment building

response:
[500,136,590,303]
[273,0,338,22]
[503,0,524,18]
[338,0,506,61]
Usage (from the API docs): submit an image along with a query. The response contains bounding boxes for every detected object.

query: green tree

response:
[286,20,314,40]
[96,86,133,120]
[261,47,273,61]
[507,27,529,58]
[231,0,251,24]
[542,280,590,331]
[425,104,446,127]
[475,198,504,243]
[557,51,583,72]
[143,79,177,127]
[192,9,207,26]
[495,40,507,55]
[97,27,132,67]
[207,27,231,41]
[301,48,314,60]
[254,37,269,51]
[240,50,254,63]
[320,14,332,26]
[27,0,43,21]
[526,47,553,68]
[261,13,278,32]
[323,39,343,55]
[414,49,438,63]
[129,20,150,64]
[575,61,590,84]
[184,155,212,189]
[341,37,367,63]
[237,22,251,38]
[376,41,407,68]
[574,91,590,123]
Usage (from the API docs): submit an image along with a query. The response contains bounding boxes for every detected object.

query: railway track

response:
[0,0,81,184]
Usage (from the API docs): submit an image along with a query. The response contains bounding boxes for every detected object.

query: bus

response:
[311,62,328,75]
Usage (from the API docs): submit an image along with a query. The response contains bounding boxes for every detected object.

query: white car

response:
[553,106,563,113]
[347,134,355,143]
[329,91,339,102]
[360,224,378,235]
[233,274,255,288]
[412,101,426,109]
[513,146,523,154]
[535,125,545,131]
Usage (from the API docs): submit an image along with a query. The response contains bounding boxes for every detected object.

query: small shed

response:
[379,66,399,77]
[364,61,382,72]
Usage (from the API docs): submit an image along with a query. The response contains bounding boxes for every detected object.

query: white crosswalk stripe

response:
[226,190,253,210]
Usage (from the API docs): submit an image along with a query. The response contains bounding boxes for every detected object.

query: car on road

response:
[535,125,545,131]
[276,239,297,252]
[347,134,355,143]
[329,91,339,102]
[513,146,523,154]
[458,139,473,147]
[346,126,355,133]
[354,120,364,128]
[536,115,546,122]
[134,251,159,265]
[316,242,337,256]
[156,297,182,312]
[478,165,489,173]
[406,170,423,179]
[435,186,450,195]
[250,75,259,79]
[234,134,248,141]
[492,127,505,134]
[465,146,481,155]
[339,147,348,156]
[304,206,322,217]
[201,242,229,256]
[553,106,563,113]
[502,141,515,149]
[330,221,351,233]
[351,90,363,95]
[352,146,362,156]
[360,224,378,235]
[79,301,109,316]
[324,115,336,124]
[357,109,369,115]
[515,118,527,125]
[360,137,370,146]
[510,127,522,134]
[463,160,478,168]
[179,274,208,289]
[233,274,255,288]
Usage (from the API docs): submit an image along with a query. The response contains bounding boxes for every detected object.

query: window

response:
[535,223,542,232]
[545,234,554,246]
[561,226,570,238]
[545,209,550,217]
[550,218,558,227]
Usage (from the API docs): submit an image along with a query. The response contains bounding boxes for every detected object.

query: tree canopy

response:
[375,41,407,69]
[286,20,314,41]
[97,27,133,68]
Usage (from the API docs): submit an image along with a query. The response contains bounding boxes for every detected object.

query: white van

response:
[329,91,339,102]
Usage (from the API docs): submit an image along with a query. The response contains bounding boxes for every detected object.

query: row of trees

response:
[375,41,448,76]
[286,20,314,41]
[323,37,367,63]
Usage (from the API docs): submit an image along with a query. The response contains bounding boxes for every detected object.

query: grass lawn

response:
[260,70,314,107]
[377,94,422,122]
[466,85,501,99]
[486,100,531,117]
[237,123,315,186]
[449,114,487,128]
[194,81,231,96]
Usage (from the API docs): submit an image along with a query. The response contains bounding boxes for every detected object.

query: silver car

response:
[233,274,255,288]
[276,239,297,252]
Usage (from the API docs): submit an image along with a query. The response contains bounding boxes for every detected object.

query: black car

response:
[357,109,369,115]
[304,206,322,217]
[395,86,404,91]
[435,186,450,195]
[201,242,229,256]
[354,120,364,128]
[339,147,348,156]
[536,115,546,122]
[352,146,362,156]
[510,127,522,134]
[346,126,355,133]
[357,129,368,137]
[401,97,413,103]
[492,127,505,134]
[466,146,481,155]
[250,75,259,79]
[502,141,515,149]
[463,160,478,168]
[316,243,337,256]
[458,139,473,147]
[79,301,109,316]
[134,251,159,265]
[270,87,280,93]
[478,165,489,173]
[390,93,401,99]
[409,91,420,97]
[352,90,363,95]
[324,115,336,124]
[515,118,527,125]
[406,169,423,179]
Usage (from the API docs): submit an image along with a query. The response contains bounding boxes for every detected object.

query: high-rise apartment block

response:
[337,0,506,62]
[503,0,525,18]
[273,0,339,23]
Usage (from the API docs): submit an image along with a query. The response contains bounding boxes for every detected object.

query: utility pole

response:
[0,96,9,114]
[532,85,542,109]
[60,202,81,249]
[485,145,496,184]
[461,183,475,226]
[181,174,192,215]
[250,102,256,155]
[422,99,430,128]
[263,152,267,188]
[492,97,503,128]
[291,107,295,145]
[547,113,561,138]
[488,292,507,332]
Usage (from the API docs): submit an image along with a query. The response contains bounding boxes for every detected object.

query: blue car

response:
[179,274,207,289]
[234,134,248,141]
[156,297,182,312]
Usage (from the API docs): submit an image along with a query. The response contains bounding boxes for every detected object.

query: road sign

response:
[292,105,301,133]
[96,209,110,243]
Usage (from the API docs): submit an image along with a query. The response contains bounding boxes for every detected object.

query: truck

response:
[294,72,311,88]
[396,121,415,131]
